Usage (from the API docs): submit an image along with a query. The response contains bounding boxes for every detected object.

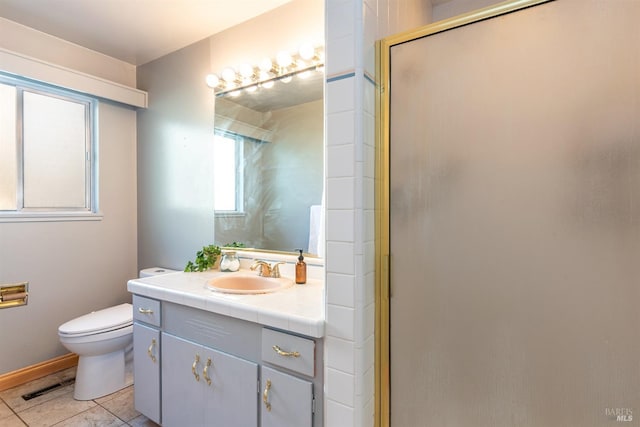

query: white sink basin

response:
[207,274,294,294]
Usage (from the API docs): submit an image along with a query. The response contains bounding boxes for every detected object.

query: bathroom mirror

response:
[213,70,324,256]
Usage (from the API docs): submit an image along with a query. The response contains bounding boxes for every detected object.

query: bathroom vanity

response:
[127,263,324,427]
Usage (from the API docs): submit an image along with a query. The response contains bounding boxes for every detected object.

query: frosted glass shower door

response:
[388,1,640,426]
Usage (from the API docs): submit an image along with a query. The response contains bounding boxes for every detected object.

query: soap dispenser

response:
[295,249,307,284]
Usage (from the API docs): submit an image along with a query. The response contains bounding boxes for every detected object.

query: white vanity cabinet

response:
[130,294,324,427]
[161,333,258,427]
[132,296,162,425]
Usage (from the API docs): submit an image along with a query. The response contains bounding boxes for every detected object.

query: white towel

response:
[308,204,324,256]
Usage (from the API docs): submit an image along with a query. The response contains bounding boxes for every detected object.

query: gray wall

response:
[0,18,139,376]
[0,102,138,374]
[136,38,215,271]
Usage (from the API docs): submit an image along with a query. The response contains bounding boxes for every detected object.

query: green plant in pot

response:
[184,245,221,272]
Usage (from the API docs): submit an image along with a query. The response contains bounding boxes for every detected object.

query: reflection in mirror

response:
[213,69,324,256]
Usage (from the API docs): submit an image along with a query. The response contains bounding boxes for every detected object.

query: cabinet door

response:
[261,366,313,427]
[133,323,160,424]
[161,333,205,427]
[203,347,259,426]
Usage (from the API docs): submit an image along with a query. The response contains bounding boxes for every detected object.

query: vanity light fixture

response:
[221,67,237,83]
[276,51,293,68]
[205,74,219,88]
[206,44,324,96]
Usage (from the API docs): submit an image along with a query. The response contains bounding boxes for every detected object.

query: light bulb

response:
[205,74,220,88]
[298,70,312,80]
[261,80,274,89]
[259,71,273,81]
[229,90,241,97]
[299,43,315,60]
[221,67,237,83]
[276,51,292,67]
[239,64,254,78]
[259,58,273,72]
[246,85,257,93]
[281,75,292,83]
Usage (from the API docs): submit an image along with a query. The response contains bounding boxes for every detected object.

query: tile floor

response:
[0,368,158,427]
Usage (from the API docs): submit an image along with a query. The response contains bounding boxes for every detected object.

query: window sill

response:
[0,212,104,223]
[214,212,246,218]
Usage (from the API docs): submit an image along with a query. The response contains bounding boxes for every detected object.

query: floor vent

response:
[21,378,75,401]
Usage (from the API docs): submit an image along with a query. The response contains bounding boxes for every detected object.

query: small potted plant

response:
[184,245,221,272]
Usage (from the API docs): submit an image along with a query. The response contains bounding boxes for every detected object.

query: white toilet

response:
[58,303,133,400]
[58,267,175,400]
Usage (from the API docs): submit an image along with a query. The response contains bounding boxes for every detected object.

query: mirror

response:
[213,70,324,256]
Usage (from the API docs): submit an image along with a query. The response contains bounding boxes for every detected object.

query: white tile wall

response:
[327,209,355,241]
[326,399,356,427]
[326,272,356,307]
[327,304,356,341]
[327,35,357,76]
[327,0,357,39]
[327,367,356,407]
[325,336,356,374]
[327,110,356,145]
[327,177,356,209]
[327,77,356,113]
[327,144,356,177]
[363,2,377,77]
[326,241,356,275]
[325,0,386,427]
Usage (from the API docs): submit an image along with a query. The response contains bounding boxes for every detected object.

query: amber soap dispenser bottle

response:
[295,249,307,284]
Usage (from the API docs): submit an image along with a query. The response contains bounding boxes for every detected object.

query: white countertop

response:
[127,270,325,338]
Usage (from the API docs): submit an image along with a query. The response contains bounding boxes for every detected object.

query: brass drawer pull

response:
[263,379,272,412]
[272,345,300,358]
[138,307,154,314]
[192,354,200,382]
[203,357,212,386]
[147,338,157,363]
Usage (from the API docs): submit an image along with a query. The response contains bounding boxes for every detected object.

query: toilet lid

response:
[59,303,133,336]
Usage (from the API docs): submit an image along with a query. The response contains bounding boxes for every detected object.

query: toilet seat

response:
[58,303,132,337]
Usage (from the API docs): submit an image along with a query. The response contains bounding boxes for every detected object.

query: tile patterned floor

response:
[0,368,158,427]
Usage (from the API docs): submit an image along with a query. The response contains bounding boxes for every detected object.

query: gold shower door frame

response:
[375,1,553,426]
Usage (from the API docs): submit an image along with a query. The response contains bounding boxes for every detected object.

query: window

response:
[0,75,97,220]
[213,130,244,214]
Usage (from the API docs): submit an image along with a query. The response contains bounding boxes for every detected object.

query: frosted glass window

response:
[23,91,88,208]
[0,74,96,219]
[213,131,243,212]
[0,83,17,210]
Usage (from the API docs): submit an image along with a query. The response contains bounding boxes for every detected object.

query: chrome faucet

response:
[250,260,285,278]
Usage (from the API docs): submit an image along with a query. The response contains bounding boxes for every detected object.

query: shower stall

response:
[378,0,640,425]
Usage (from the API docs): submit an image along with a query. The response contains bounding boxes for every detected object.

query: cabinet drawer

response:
[262,328,315,377]
[133,295,161,327]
